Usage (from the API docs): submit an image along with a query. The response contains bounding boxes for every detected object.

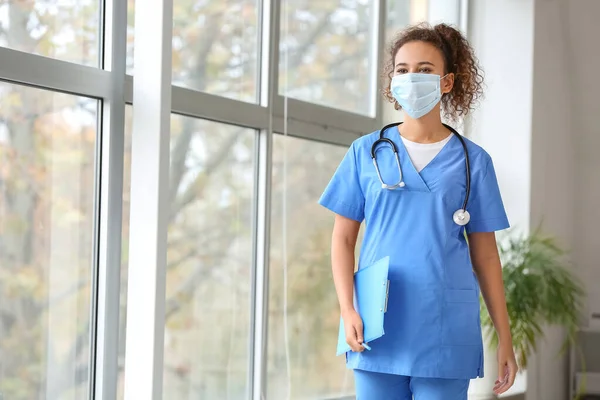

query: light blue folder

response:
[336,256,390,356]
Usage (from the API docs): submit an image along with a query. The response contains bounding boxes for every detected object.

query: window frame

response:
[0,0,465,399]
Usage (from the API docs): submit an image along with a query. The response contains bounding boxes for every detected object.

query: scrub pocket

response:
[441,288,480,346]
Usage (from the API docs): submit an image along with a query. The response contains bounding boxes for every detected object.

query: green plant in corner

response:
[480,229,586,371]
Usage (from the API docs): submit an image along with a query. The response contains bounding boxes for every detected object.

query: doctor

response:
[319,23,518,399]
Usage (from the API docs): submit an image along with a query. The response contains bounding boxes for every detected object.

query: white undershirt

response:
[400,134,453,172]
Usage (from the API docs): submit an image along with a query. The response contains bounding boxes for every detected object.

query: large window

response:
[0,1,100,66]
[127,0,260,102]
[161,117,255,398]
[279,0,376,115]
[120,111,255,399]
[0,1,464,399]
[267,136,354,398]
[171,0,260,101]
[0,82,97,399]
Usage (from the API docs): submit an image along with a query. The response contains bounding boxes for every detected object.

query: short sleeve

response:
[466,156,510,234]
[318,141,365,222]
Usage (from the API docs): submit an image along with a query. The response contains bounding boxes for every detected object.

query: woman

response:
[319,23,518,399]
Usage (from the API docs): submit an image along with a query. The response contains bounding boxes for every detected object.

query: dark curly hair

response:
[382,23,484,121]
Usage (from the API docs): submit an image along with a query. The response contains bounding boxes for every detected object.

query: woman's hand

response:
[342,309,365,352]
[494,341,518,395]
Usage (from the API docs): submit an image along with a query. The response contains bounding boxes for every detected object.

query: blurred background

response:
[0,0,598,399]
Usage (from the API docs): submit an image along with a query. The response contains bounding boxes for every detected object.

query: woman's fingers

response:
[344,311,365,352]
[355,320,364,345]
[494,363,517,394]
[493,364,508,393]
[345,325,364,352]
[346,334,363,352]
[352,325,365,352]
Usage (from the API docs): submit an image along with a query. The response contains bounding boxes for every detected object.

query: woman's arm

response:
[331,214,364,352]
[468,231,518,394]
[469,232,511,341]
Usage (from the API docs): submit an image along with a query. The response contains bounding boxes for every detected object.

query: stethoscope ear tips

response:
[453,209,471,226]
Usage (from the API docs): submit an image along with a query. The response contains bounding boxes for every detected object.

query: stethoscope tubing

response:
[371,121,471,215]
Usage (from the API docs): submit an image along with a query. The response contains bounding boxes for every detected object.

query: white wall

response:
[467,1,534,397]
[567,0,600,333]
[467,0,534,236]
[528,0,577,398]
[470,0,600,399]
[530,0,600,398]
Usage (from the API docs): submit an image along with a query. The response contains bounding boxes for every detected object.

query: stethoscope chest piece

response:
[453,209,471,226]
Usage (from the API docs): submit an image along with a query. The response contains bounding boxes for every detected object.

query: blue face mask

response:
[390,73,447,119]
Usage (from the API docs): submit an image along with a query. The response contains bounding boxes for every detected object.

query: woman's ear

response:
[442,73,455,94]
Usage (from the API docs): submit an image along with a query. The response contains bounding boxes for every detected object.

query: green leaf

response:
[481,229,586,370]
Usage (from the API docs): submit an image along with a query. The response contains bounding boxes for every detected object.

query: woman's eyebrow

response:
[395,61,436,67]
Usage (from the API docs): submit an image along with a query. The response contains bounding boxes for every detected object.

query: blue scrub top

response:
[318,126,510,380]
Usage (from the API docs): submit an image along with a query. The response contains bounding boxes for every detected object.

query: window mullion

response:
[250,0,280,399]
[122,0,173,398]
[93,0,128,398]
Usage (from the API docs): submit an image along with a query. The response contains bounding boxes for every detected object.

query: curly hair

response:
[382,23,484,121]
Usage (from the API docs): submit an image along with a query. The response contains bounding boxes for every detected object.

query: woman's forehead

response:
[394,41,444,66]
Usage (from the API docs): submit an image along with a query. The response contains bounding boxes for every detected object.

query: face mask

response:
[390,73,446,119]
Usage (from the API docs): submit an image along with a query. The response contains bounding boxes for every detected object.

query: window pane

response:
[0,83,97,399]
[0,0,99,66]
[126,0,260,103]
[126,0,134,73]
[119,113,255,399]
[279,0,376,115]
[386,0,411,35]
[386,0,460,33]
[267,135,356,398]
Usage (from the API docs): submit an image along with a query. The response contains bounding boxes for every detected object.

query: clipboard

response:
[336,256,390,356]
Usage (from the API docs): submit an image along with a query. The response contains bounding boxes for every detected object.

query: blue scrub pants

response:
[354,369,470,400]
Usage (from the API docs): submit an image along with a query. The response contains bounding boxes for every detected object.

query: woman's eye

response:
[396,68,408,74]
[419,68,432,73]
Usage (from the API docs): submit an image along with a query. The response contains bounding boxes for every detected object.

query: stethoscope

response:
[370,122,471,226]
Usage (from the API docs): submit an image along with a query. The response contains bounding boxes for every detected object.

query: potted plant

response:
[474,229,586,399]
